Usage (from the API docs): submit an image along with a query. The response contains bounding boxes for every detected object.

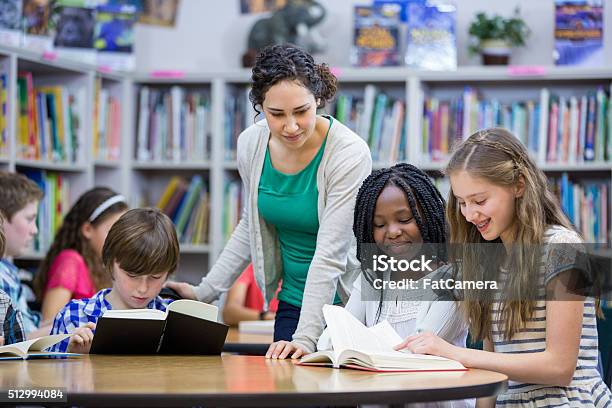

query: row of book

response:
[225,87,251,160]
[17,72,84,163]
[0,73,7,157]
[93,79,121,162]
[20,169,69,252]
[156,175,209,245]
[331,86,407,163]
[550,174,609,245]
[136,86,211,163]
[422,86,612,164]
[223,179,244,241]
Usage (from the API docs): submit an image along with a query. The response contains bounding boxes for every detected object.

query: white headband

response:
[89,195,126,222]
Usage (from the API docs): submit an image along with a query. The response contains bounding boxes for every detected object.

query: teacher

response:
[167,44,371,359]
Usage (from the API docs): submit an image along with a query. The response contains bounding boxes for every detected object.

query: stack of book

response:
[93,79,121,162]
[156,175,209,245]
[20,169,70,252]
[16,72,84,163]
[136,86,210,163]
[332,85,406,163]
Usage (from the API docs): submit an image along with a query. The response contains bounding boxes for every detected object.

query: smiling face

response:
[262,79,319,150]
[372,184,423,258]
[450,170,524,244]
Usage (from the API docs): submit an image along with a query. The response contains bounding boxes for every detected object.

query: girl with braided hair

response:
[318,164,469,386]
[395,128,611,407]
[166,44,371,359]
[35,187,127,322]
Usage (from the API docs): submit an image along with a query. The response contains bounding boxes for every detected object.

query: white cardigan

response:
[192,116,372,353]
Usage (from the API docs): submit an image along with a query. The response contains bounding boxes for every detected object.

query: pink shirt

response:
[45,249,96,300]
[236,264,279,313]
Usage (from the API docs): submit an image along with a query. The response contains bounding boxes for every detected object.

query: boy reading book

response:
[49,208,179,353]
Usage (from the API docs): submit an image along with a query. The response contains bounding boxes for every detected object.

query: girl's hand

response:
[265,340,306,360]
[164,281,196,300]
[394,331,456,359]
[67,322,96,354]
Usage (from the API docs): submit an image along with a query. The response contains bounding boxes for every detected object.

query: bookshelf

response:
[0,44,609,282]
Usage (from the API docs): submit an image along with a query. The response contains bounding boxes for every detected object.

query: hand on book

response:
[164,281,196,300]
[68,322,96,354]
[393,331,458,361]
[266,340,305,360]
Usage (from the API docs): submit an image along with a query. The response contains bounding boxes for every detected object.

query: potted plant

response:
[468,9,530,65]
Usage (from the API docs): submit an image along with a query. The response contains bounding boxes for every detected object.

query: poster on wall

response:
[554,0,604,67]
[240,0,287,14]
[95,0,139,71]
[22,0,54,51]
[351,4,401,67]
[53,0,97,63]
[139,0,180,27]
[0,0,23,46]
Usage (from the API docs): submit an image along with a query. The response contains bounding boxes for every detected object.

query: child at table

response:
[35,187,128,322]
[0,215,25,346]
[395,128,612,407]
[316,163,471,408]
[49,208,180,353]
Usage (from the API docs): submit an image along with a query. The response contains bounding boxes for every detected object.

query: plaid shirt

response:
[0,289,25,345]
[49,288,173,352]
[0,259,40,333]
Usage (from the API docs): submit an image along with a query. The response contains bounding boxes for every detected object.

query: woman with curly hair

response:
[167,43,372,359]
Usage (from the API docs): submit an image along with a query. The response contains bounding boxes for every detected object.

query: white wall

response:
[134,0,612,71]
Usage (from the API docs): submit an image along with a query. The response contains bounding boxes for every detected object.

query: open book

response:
[298,305,466,372]
[90,299,229,355]
[0,334,76,360]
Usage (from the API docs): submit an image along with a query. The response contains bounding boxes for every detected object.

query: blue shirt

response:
[0,289,25,344]
[49,288,173,352]
[0,259,40,333]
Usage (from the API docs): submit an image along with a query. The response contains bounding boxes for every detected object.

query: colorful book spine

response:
[93,79,122,161]
[19,169,70,252]
[550,173,610,244]
[156,175,209,245]
[223,179,243,241]
[136,86,210,162]
[330,87,406,163]
[15,73,84,163]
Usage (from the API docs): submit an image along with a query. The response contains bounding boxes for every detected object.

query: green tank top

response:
[258,118,340,307]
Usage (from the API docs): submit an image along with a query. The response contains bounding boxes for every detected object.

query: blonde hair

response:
[445,128,573,341]
[102,208,179,278]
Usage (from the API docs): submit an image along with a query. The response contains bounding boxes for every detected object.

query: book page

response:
[323,305,398,354]
[0,334,71,358]
[368,320,406,350]
[101,309,166,320]
[167,299,218,321]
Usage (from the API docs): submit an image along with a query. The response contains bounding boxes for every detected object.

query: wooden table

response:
[0,355,507,407]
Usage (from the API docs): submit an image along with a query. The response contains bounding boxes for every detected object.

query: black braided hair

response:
[352,163,448,321]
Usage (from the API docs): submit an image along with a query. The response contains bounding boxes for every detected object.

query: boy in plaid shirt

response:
[49,208,180,353]
[0,214,25,346]
[0,172,46,337]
